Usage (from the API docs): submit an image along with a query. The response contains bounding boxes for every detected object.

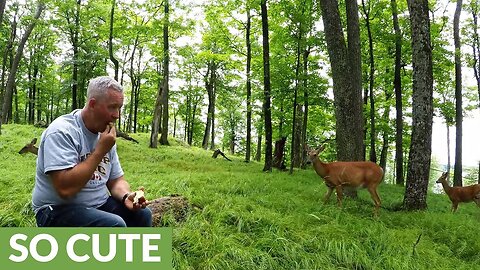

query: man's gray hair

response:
[87,76,123,100]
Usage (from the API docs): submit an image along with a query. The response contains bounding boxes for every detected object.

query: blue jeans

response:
[35,196,152,227]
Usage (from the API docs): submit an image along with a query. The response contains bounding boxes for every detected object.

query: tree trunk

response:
[290,17,303,174]
[255,133,262,162]
[245,6,252,163]
[261,0,273,172]
[391,0,404,186]
[150,78,162,148]
[319,0,364,198]
[300,47,310,169]
[160,0,170,146]
[109,0,119,81]
[127,35,139,132]
[1,2,44,123]
[470,3,480,186]
[0,0,6,25]
[209,84,215,150]
[403,0,434,211]
[273,137,287,170]
[202,61,216,149]
[446,121,451,172]
[71,0,81,111]
[361,0,377,163]
[453,0,463,187]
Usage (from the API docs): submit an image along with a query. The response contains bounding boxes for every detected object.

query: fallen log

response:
[212,149,232,161]
[117,131,139,143]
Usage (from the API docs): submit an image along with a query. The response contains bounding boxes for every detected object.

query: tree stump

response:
[147,194,191,226]
[272,136,287,170]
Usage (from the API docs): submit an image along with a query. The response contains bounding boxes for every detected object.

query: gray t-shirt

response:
[32,109,124,214]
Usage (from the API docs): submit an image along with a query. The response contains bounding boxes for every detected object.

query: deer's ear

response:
[317,144,326,153]
[31,138,37,144]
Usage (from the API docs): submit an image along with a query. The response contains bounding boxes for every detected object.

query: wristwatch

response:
[121,193,130,205]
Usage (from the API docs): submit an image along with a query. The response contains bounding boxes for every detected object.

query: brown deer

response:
[435,172,480,212]
[18,138,38,155]
[307,145,384,215]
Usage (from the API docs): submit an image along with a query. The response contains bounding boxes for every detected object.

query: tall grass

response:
[1,124,479,269]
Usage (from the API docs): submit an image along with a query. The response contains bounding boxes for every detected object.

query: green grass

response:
[1,124,480,269]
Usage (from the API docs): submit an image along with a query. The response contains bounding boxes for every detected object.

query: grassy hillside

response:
[1,124,480,270]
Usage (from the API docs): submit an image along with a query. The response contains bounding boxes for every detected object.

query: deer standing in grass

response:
[435,172,480,212]
[306,145,384,215]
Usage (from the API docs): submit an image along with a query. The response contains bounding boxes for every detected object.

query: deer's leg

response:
[335,185,343,207]
[473,193,480,207]
[473,196,480,207]
[451,202,458,213]
[368,186,381,216]
[323,186,334,204]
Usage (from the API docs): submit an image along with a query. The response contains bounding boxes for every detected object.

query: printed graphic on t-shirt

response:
[79,153,111,186]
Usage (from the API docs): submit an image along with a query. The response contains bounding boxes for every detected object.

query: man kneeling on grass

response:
[32,76,152,227]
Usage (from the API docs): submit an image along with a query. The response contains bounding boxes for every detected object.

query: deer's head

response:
[18,138,38,155]
[435,171,449,184]
[305,144,326,161]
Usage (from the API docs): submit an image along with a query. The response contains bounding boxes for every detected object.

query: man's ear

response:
[87,98,96,109]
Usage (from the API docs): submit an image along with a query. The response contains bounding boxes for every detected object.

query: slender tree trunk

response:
[1,2,44,123]
[255,114,264,162]
[361,0,377,163]
[109,0,119,81]
[446,121,451,172]
[150,80,162,148]
[403,0,434,210]
[245,7,252,163]
[469,2,480,185]
[202,62,215,149]
[0,10,15,134]
[71,0,81,111]
[127,35,139,132]
[261,0,273,172]
[290,18,303,174]
[0,0,6,25]
[210,83,216,150]
[160,0,170,145]
[190,98,199,145]
[453,0,463,187]
[391,0,404,186]
[300,47,310,169]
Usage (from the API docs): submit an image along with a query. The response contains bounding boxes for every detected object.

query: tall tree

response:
[1,1,45,123]
[469,0,480,182]
[403,0,434,210]
[70,0,81,111]
[453,0,463,187]
[0,0,7,134]
[361,0,377,163]
[245,4,252,163]
[319,0,364,198]
[391,0,404,185]
[109,0,119,81]
[159,0,170,146]
[0,0,5,25]
[289,3,305,174]
[261,0,273,172]
[319,0,364,162]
